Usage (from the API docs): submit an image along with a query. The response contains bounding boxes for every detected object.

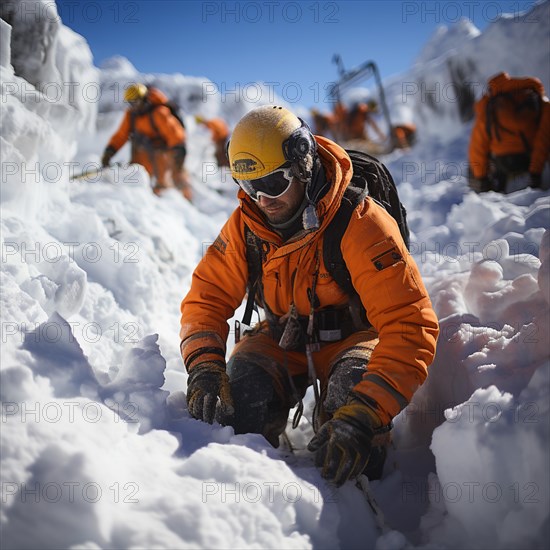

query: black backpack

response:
[323,150,409,297]
[241,150,409,326]
[158,99,186,130]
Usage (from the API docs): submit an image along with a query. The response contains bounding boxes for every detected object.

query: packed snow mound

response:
[428,373,550,550]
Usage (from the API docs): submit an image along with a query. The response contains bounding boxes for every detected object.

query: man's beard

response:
[264,195,308,232]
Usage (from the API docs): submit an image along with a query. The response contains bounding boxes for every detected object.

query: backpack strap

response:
[347,150,410,249]
[323,150,409,301]
[323,185,367,297]
[129,110,138,154]
[242,224,263,327]
[147,105,165,143]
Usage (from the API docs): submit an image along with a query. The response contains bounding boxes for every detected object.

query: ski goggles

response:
[235,165,295,202]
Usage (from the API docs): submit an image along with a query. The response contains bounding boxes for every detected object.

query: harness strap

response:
[306,249,321,404]
[242,226,262,327]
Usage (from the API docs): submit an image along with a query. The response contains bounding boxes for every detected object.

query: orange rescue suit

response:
[107,88,189,195]
[180,137,439,426]
[469,72,550,179]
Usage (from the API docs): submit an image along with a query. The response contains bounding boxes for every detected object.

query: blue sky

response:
[56,1,535,108]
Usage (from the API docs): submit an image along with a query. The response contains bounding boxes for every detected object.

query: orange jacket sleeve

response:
[342,199,439,425]
[530,100,550,175]
[180,212,248,371]
[151,106,186,148]
[108,111,132,152]
[469,96,491,179]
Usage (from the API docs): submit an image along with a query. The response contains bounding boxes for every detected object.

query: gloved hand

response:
[152,183,165,196]
[172,144,187,170]
[468,176,492,193]
[529,173,542,188]
[307,396,381,487]
[186,361,234,424]
[101,145,116,167]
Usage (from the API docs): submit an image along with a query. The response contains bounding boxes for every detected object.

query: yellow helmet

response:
[228,105,315,180]
[124,83,148,103]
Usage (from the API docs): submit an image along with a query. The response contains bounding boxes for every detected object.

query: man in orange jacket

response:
[310,108,334,140]
[347,101,386,143]
[331,100,349,142]
[468,72,550,193]
[392,123,417,150]
[195,115,230,168]
[102,83,192,201]
[180,105,439,486]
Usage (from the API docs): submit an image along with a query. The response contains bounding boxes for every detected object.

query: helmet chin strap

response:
[302,155,328,231]
[302,184,319,231]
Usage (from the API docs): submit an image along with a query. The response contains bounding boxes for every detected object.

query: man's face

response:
[256,177,305,225]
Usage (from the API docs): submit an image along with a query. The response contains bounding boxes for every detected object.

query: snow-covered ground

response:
[1,1,549,549]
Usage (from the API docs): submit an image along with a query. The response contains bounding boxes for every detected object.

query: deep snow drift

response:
[1,1,549,549]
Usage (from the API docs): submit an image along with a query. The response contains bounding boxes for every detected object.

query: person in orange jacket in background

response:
[392,123,417,150]
[468,72,550,193]
[195,115,230,168]
[310,108,334,139]
[179,105,439,487]
[101,83,193,201]
[347,101,386,142]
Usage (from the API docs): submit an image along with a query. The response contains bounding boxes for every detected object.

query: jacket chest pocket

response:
[314,273,349,307]
[262,264,293,316]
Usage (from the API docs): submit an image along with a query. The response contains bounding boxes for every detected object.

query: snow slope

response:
[1,1,549,549]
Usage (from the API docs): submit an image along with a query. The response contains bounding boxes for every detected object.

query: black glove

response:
[307,397,381,487]
[186,361,234,424]
[468,176,492,193]
[152,184,164,196]
[529,173,542,188]
[101,145,116,167]
[172,144,187,170]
